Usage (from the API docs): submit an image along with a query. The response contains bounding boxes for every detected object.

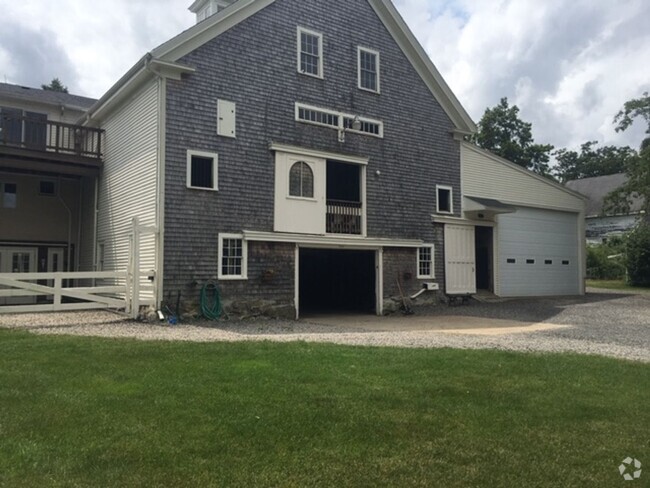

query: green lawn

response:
[0,330,648,487]
[587,279,650,292]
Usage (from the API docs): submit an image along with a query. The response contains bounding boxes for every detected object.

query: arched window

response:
[289,161,314,198]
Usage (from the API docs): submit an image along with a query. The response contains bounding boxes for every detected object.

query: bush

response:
[587,243,626,280]
[626,223,650,286]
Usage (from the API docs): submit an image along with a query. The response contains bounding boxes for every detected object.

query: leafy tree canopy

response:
[605,93,650,214]
[473,97,554,175]
[41,78,68,93]
[554,141,638,183]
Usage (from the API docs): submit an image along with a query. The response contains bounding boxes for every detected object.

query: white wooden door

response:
[444,225,476,295]
[0,247,38,305]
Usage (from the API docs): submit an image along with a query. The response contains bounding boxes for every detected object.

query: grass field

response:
[0,329,648,487]
[587,279,650,292]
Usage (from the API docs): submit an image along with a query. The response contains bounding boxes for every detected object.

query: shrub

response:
[586,244,626,280]
[626,222,650,286]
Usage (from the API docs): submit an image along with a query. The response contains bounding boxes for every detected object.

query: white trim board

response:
[269,142,369,165]
[243,230,423,248]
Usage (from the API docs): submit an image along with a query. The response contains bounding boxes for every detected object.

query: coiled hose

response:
[200,282,222,320]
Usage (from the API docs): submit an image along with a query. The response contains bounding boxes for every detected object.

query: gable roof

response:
[0,82,96,112]
[565,173,644,217]
[91,0,476,133]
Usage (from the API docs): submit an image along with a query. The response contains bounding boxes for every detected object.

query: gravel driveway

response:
[1,289,648,362]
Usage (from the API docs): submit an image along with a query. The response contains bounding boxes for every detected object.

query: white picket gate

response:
[0,217,159,317]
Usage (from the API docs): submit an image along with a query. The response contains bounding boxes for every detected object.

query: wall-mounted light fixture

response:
[338,116,362,143]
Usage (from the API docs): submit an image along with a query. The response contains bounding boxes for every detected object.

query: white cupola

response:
[189,0,237,23]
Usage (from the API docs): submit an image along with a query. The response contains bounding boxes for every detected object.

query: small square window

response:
[545,260,553,265]
[417,245,435,279]
[436,185,453,214]
[358,47,380,93]
[507,258,516,264]
[526,259,535,264]
[298,27,323,78]
[186,150,218,191]
[562,260,570,265]
[218,234,248,280]
[39,181,56,196]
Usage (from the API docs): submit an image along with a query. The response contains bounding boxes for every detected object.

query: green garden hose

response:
[200,282,222,320]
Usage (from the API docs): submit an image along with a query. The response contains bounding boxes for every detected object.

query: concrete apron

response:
[303,314,568,336]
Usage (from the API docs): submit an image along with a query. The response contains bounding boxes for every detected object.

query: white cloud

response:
[395,0,650,151]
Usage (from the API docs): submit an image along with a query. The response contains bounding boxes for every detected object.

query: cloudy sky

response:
[0,0,648,151]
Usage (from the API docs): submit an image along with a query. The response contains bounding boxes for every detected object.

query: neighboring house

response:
[0,83,101,305]
[2,0,587,317]
[79,0,586,317]
[566,173,645,244]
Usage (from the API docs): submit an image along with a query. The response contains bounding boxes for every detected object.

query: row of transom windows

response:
[298,27,380,94]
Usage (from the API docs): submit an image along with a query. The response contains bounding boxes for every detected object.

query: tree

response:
[626,223,650,286]
[604,93,650,214]
[41,78,68,93]
[473,97,554,175]
[554,141,637,183]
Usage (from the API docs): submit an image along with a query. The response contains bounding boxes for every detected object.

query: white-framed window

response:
[358,47,380,93]
[186,150,218,191]
[289,161,314,198]
[218,234,248,280]
[297,27,323,78]
[417,245,435,279]
[295,103,384,138]
[436,185,453,214]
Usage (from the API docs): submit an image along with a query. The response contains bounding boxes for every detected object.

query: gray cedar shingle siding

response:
[163,0,459,311]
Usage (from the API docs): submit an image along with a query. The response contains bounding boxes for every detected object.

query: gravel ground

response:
[0,289,648,363]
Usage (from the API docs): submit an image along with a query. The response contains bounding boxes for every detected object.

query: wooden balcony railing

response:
[326,200,363,235]
[0,113,103,161]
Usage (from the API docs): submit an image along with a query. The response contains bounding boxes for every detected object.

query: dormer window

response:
[297,27,323,78]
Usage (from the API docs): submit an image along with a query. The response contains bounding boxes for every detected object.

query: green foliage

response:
[41,77,68,93]
[473,98,554,175]
[586,237,627,280]
[626,222,650,286]
[0,331,648,487]
[605,93,650,214]
[554,141,637,183]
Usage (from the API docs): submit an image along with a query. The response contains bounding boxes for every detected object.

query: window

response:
[2,183,16,208]
[358,47,380,93]
[297,27,323,78]
[289,161,314,198]
[219,234,247,280]
[39,181,56,196]
[186,150,218,191]
[436,185,453,214]
[526,259,535,264]
[417,245,435,279]
[507,258,516,264]
[562,260,570,265]
[295,103,384,138]
[545,259,553,265]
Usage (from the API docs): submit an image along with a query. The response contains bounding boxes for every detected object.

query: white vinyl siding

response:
[461,143,584,212]
[96,80,159,300]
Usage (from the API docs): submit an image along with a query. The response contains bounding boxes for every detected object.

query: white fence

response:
[0,271,130,314]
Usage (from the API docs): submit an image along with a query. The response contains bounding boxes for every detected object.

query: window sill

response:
[287,195,318,202]
[187,185,219,192]
[218,275,248,281]
[298,71,324,80]
[358,86,380,95]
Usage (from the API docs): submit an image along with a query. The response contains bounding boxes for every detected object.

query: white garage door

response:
[498,207,580,296]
